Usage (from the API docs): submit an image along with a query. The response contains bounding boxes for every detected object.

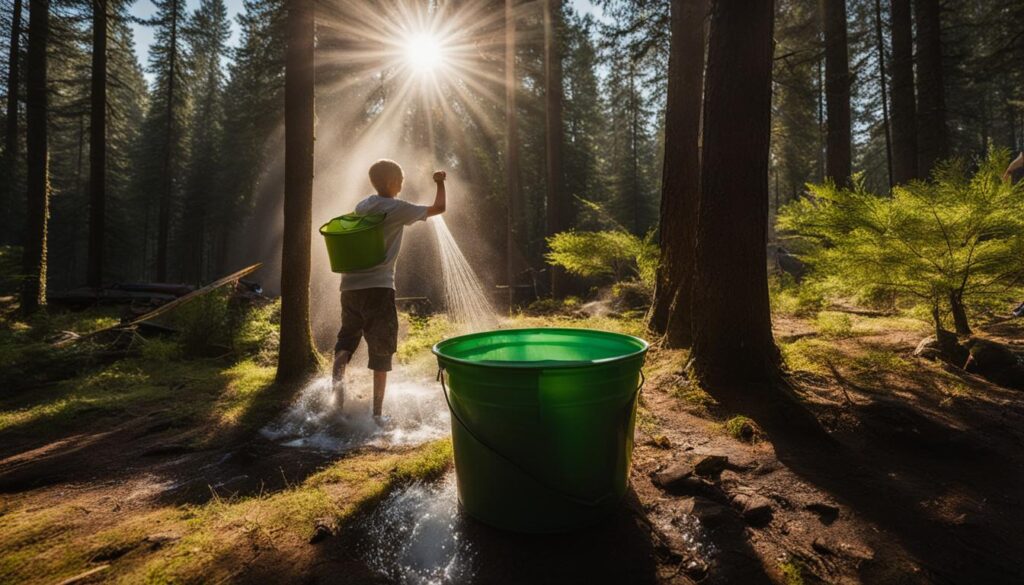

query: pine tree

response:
[22,0,48,312]
[180,0,229,283]
[144,0,189,281]
[544,0,567,295]
[771,0,823,203]
[2,0,23,242]
[823,0,851,186]
[914,0,947,176]
[691,0,780,387]
[104,14,147,280]
[214,0,284,274]
[648,0,705,347]
[86,0,107,287]
[889,0,916,183]
[562,14,607,224]
[276,0,319,384]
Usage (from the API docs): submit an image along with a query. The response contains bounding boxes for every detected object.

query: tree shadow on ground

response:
[720,374,1024,585]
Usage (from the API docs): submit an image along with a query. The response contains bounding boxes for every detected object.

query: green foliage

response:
[397,314,454,365]
[769,273,826,316]
[815,311,853,338]
[724,415,758,442]
[778,151,1024,331]
[233,299,280,364]
[546,229,658,287]
[526,296,582,315]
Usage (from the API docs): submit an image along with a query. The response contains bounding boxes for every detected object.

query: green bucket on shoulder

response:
[320,213,387,273]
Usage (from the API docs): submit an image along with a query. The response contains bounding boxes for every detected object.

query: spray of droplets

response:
[431,216,498,333]
[363,472,475,585]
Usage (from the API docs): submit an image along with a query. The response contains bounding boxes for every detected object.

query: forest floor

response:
[1,296,1023,584]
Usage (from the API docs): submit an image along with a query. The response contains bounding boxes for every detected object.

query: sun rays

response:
[312,0,527,154]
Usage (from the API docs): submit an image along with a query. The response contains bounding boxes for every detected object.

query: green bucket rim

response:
[319,212,386,236]
[432,327,649,371]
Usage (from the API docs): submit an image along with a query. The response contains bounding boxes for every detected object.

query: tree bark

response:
[913,0,946,177]
[156,0,180,282]
[276,0,319,384]
[950,292,971,336]
[873,0,892,188]
[889,0,917,183]
[648,0,705,347]
[3,0,22,241]
[22,0,48,313]
[543,0,566,297]
[87,0,107,288]
[690,0,780,387]
[505,0,522,310]
[823,0,851,186]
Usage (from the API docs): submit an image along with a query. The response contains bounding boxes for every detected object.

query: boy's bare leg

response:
[372,370,387,417]
[332,350,352,408]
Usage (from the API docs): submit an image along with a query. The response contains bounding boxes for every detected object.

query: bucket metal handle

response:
[436,366,645,509]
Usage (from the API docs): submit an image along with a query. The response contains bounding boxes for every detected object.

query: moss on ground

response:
[0,441,453,584]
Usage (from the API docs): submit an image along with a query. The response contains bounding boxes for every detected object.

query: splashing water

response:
[363,473,475,585]
[261,374,449,452]
[431,216,498,333]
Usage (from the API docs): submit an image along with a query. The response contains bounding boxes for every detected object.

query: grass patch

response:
[209,360,277,427]
[724,415,758,442]
[780,338,834,375]
[0,440,453,585]
[397,313,454,365]
[670,381,718,413]
[778,559,805,585]
[815,311,853,338]
[508,312,647,339]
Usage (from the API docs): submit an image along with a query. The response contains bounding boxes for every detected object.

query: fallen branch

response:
[54,263,263,348]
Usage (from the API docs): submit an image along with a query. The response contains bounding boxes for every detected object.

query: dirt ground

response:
[2,311,1024,584]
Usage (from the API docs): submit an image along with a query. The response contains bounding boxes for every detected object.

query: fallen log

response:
[53,263,263,348]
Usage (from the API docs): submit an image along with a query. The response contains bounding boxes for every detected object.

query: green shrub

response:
[778,150,1024,333]
[546,230,658,288]
[769,274,826,316]
[234,299,280,364]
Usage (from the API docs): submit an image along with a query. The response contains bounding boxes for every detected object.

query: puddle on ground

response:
[261,374,450,453]
[362,472,475,585]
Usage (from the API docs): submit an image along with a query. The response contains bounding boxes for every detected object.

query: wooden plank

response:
[53,263,263,348]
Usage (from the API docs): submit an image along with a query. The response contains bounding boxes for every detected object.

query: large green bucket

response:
[319,213,387,273]
[432,328,648,533]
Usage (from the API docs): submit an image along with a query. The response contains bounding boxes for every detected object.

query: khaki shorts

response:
[335,288,398,371]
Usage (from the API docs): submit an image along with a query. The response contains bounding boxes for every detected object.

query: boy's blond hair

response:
[368,159,403,193]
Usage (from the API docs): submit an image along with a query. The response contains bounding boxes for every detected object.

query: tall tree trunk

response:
[504,0,522,310]
[87,0,107,288]
[630,61,640,233]
[889,0,917,183]
[3,0,22,242]
[823,0,851,186]
[873,0,893,188]
[690,0,780,387]
[648,0,705,347]
[949,292,971,336]
[156,0,180,282]
[276,0,319,384]
[22,0,48,313]
[914,0,946,176]
[543,0,566,296]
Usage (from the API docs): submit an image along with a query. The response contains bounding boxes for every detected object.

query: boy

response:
[333,159,447,423]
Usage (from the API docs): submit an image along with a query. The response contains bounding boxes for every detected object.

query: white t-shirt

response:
[340,194,430,291]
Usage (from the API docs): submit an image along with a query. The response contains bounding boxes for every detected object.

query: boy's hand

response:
[433,170,447,183]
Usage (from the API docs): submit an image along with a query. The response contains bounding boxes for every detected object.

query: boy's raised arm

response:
[427,171,447,217]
